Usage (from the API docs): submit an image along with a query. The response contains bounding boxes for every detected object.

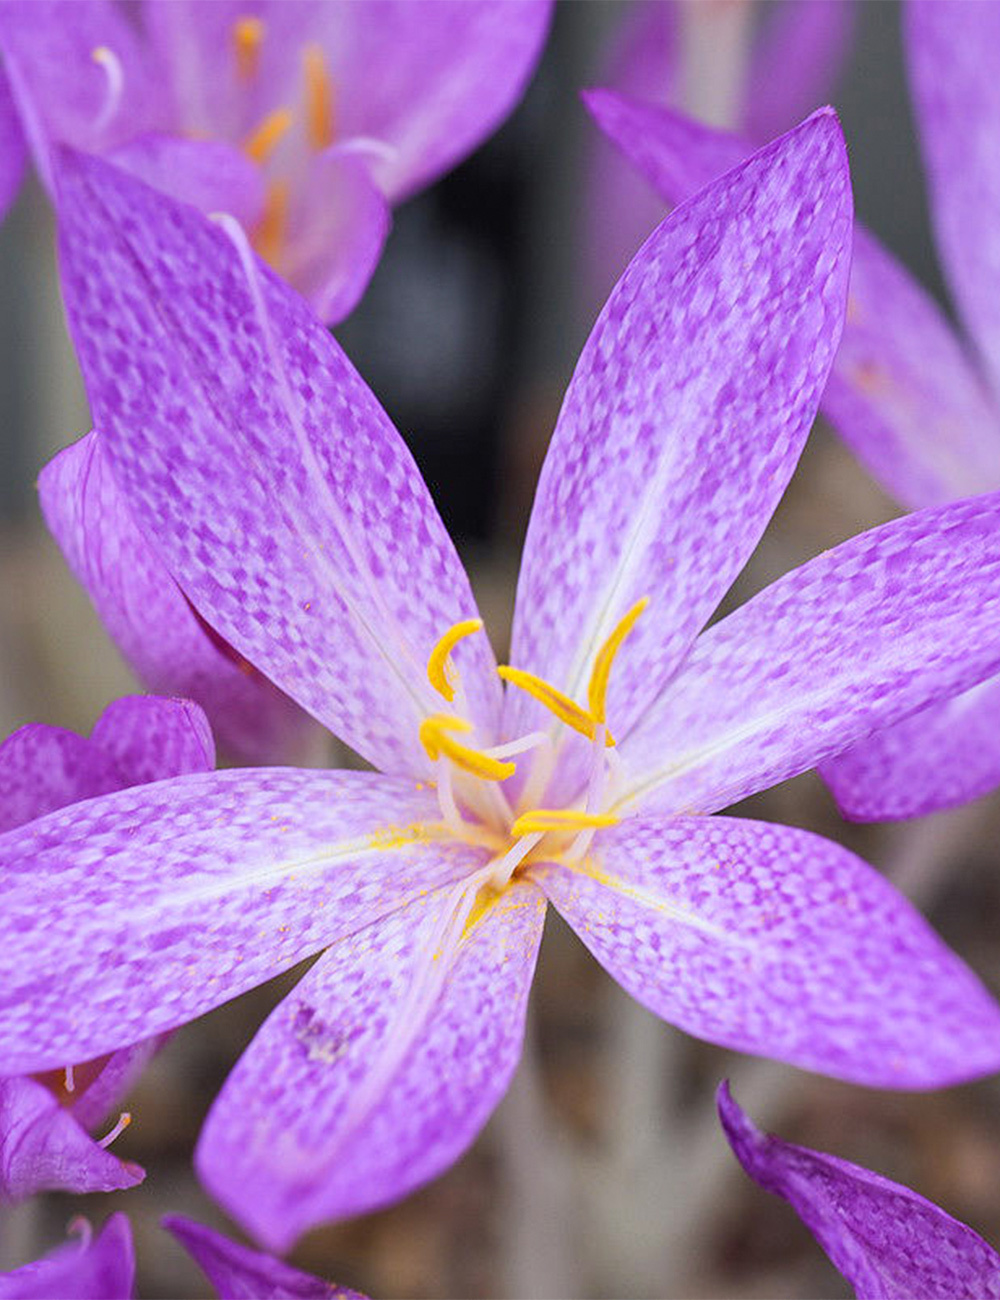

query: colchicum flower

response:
[6,112,1000,1252]
[717,1082,1000,1300]
[587,0,1000,822]
[0,0,551,322]
[0,695,214,1204]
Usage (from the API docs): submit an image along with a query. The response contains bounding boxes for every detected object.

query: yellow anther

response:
[419,714,515,782]
[587,597,650,724]
[511,808,620,837]
[243,107,294,163]
[303,43,334,150]
[498,666,615,746]
[253,179,289,265]
[427,619,483,701]
[233,16,265,82]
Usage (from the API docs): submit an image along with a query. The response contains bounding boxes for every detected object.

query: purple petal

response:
[821,676,1000,822]
[743,1,857,143]
[619,491,1000,816]
[906,0,1000,405]
[0,1213,135,1300]
[0,769,476,1073]
[164,1215,365,1299]
[535,816,1000,1088]
[585,94,1000,509]
[0,724,123,833]
[54,151,500,776]
[39,431,322,767]
[197,880,544,1251]
[90,695,215,785]
[107,134,265,228]
[316,0,553,202]
[277,146,390,325]
[0,1076,142,1203]
[508,110,851,754]
[0,70,25,220]
[717,1082,1000,1300]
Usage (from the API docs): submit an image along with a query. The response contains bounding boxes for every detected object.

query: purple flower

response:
[718,1082,1000,1300]
[586,0,1000,821]
[0,0,551,322]
[5,111,1000,1251]
[0,695,213,1203]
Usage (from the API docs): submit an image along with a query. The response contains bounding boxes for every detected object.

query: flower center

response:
[419,601,648,891]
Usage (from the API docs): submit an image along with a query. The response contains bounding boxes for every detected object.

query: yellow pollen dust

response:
[427,619,483,702]
[303,43,335,150]
[243,107,295,164]
[233,16,265,82]
[419,714,514,782]
[511,808,619,837]
[254,179,289,265]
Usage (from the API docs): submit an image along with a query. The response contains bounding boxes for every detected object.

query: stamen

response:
[427,619,483,702]
[303,43,335,149]
[587,597,650,723]
[91,46,124,136]
[498,666,615,746]
[511,808,619,837]
[253,179,289,265]
[485,831,542,891]
[97,1111,131,1149]
[232,16,265,82]
[243,107,294,163]
[63,1063,75,1094]
[419,714,514,782]
[67,1217,93,1249]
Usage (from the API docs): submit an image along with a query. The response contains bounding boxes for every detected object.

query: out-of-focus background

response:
[2,2,999,1297]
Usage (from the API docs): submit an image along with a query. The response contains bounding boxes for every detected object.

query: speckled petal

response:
[507,110,851,750]
[618,491,1000,816]
[279,145,390,325]
[585,92,1000,508]
[743,0,856,143]
[0,1077,142,1204]
[90,695,214,785]
[40,431,322,767]
[0,70,25,220]
[906,0,1000,405]
[0,1213,135,1300]
[0,769,474,1073]
[717,1082,1000,1300]
[164,1215,365,1300]
[107,134,265,228]
[0,724,123,833]
[197,879,544,1251]
[535,817,1000,1088]
[821,675,1000,822]
[54,152,500,776]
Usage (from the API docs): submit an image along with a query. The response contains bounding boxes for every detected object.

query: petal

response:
[618,491,1000,816]
[39,431,322,767]
[54,151,500,776]
[0,768,474,1073]
[107,134,265,228]
[906,0,1000,404]
[318,0,553,202]
[821,675,1000,822]
[279,145,390,325]
[584,95,1000,509]
[717,1082,1000,1300]
[0,1214,135,1300]
[197,880,545,1251]
[163,1215,365,1300]
[742,0,857,143]
[0,70,26,221]
[0,1077,142,1203]
[0,724,123,833]
[534,816,1000,1088]
[90,695,215,785]
[506,109,851,752]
